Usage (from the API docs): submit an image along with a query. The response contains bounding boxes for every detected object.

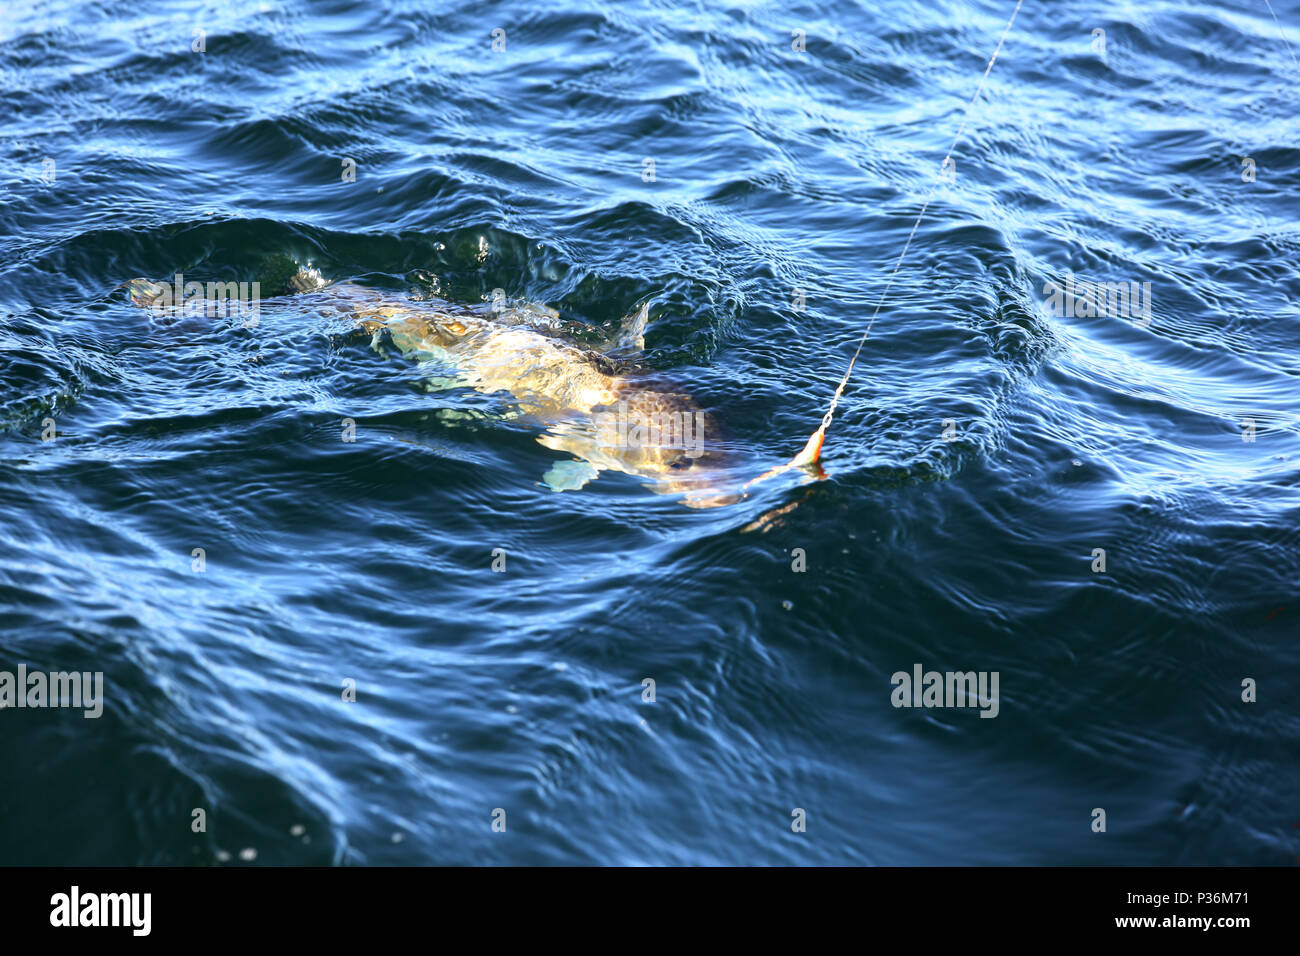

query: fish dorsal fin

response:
[289,265,327,292]
[611,301,650,353]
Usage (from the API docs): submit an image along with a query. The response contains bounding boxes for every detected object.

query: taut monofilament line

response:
[748,0,1024,492]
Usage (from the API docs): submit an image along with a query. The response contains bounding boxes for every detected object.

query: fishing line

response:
[1262,0,1299,70]
[748,0,1025,490]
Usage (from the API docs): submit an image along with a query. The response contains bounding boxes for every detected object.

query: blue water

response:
[2,0,1298,865]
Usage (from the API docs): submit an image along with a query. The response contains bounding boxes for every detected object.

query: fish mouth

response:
[658,458,748,508]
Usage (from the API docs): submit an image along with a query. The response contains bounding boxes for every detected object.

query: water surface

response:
[1,0,1298,864]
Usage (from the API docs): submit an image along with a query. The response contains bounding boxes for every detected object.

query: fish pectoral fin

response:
[611,300,650,353]
[541,459,601,492]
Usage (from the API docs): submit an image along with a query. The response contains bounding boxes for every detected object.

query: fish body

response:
[124,275,740,506]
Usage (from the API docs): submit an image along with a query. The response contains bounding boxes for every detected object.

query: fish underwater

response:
[123,269,751,508]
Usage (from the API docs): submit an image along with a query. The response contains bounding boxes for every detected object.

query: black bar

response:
[0,866,1286,940]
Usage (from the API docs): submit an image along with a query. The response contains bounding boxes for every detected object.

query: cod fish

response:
[123,271,743,507]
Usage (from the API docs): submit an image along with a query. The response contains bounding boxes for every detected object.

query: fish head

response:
[653,448,746,508]
[588,394,745,508]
